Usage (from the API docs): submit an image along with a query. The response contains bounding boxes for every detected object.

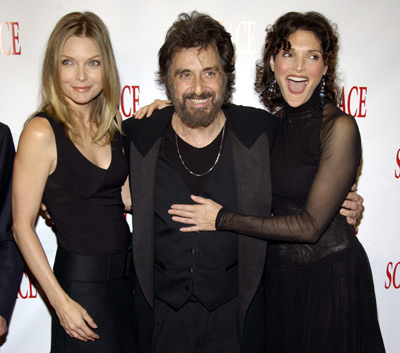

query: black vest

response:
[154,136,239,311]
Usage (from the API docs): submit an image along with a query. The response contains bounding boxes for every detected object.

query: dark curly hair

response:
[255,11,339,111]
[157,11,235,104]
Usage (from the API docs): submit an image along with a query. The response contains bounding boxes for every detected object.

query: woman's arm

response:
[12,118,99,341]
[117,111,132,212]
[169,114,361,242]
[140,101,363,225]
[133,99,171,119]
[121,176,132,212]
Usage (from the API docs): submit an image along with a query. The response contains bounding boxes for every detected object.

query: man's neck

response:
[171,110,226,148]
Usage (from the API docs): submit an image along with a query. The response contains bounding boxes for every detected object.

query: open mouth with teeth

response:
[184,93,214,108]
[286,76,309,94]
[189,98,210,105]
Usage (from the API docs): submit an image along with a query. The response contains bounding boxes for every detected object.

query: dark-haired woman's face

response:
[270,30,327,107]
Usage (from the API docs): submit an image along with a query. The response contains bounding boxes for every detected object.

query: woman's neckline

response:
[283,85,321,120]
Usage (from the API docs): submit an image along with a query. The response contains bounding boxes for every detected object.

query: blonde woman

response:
[12,12,136,352]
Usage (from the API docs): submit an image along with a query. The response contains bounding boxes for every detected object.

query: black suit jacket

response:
[0,123,24,324]
[123,104,279,353]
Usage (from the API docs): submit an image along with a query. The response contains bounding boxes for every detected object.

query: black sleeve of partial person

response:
[0,123,24,323]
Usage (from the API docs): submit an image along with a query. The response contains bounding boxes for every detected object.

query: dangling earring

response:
[267,78,277,101]
[319,76,326,109]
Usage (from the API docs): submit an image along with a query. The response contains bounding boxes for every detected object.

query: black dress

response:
[40,114,137,353]
[217,90,386,352]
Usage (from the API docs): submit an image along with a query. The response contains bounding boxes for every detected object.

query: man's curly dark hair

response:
[157,11,235,104]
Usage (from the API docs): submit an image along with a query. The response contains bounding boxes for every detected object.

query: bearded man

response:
[123,12,278,353]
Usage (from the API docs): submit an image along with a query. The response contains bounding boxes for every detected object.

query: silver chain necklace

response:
[175,124,226,177]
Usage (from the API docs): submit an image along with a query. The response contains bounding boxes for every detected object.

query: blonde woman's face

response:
[59,36,103,112]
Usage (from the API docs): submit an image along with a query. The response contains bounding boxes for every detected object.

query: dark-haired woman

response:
[168,11,385,352]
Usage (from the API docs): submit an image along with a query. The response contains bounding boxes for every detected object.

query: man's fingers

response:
[340,208,355,217]
[346,216,357,226]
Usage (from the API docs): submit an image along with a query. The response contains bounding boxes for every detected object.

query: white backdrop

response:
[1,0,399,351]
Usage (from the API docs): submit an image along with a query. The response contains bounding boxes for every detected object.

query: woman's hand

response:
[54,296,99,341]
[134,99,171,119]
[168,195,223,232]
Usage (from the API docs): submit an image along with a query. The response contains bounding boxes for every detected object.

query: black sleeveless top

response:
[41,114,131,255]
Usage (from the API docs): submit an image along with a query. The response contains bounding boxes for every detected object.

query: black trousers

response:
[51,246,138,353]
[151,297,242,353]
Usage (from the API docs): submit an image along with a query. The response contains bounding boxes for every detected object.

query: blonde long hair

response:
[33,11,121,143]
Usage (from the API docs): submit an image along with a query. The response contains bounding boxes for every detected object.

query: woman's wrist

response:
[215,207,226,230]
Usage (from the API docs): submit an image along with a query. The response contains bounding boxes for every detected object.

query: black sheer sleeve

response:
[217,109,361,243]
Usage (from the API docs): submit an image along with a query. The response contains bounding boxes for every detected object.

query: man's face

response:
[169,46,226,128]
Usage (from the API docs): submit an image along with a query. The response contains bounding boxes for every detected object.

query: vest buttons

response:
[188,267,194,273]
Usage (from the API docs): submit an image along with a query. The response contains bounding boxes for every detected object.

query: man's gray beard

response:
[172,92,224,128]
[167,72,228,128]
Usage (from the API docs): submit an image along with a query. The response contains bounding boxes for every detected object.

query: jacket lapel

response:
[129,138,161,309]
[230,131,272,326]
